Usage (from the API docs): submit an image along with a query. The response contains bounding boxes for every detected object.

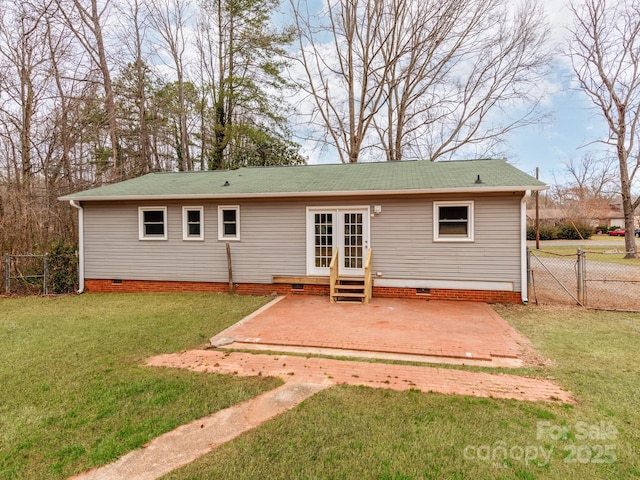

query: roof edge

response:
[60,185,548,202]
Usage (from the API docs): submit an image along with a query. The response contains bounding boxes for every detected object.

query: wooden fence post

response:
[226,242,233,293]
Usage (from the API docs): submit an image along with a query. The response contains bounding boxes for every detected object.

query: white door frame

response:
[306,206,370,276]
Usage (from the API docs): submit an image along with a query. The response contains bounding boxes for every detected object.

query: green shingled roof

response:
[60,159,546,201]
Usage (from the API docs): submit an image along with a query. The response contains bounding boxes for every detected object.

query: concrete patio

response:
[210,296,542,368]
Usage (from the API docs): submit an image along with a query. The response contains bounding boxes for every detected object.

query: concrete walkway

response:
[69,382,327,480]
[149,350,574,404]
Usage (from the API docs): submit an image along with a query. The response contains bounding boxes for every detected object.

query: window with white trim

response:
[182,206,204,241]
[139,207,167,240]
[218,205,240,240]
[433,201,474,242]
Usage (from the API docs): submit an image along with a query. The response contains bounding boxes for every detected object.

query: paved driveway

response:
[210,296,541,368]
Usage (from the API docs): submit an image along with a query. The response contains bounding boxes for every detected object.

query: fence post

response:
[43,253,49,295]
[577,249,586,306]
[4,255,9,295]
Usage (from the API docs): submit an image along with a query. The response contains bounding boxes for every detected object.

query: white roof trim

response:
[60,185,548,202]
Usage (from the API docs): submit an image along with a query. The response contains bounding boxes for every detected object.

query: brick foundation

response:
[84,279,522,304]
[371,286,522,304]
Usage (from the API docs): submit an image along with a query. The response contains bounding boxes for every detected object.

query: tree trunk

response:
[88,0,119,179]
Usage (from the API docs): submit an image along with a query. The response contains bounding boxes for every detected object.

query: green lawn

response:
[2,295,639,479]
[0,293,281,480]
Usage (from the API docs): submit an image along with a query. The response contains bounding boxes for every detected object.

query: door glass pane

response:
[314,213,333,268]
[343,212,364,269]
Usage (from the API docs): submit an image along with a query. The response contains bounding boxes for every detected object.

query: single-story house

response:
[60,159,546,303]
[596,198,640,229]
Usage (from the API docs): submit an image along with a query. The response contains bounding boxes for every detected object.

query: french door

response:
[306,207,370,276]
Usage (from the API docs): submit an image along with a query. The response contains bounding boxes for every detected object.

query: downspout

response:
[520,191,531,304]
[69,200,85,294]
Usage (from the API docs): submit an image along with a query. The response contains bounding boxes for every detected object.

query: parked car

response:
[635,228,640,238]
[609,228,625,236]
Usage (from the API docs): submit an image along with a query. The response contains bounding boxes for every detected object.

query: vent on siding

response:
[291,284,304,291]
[416,288,431,295]
[112,279,123,285]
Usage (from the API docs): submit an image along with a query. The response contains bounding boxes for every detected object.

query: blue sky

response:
[501,0,612,187]
[507,73,606,185]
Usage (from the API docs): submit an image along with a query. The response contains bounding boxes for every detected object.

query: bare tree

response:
[0,0,57,250]
[291,0,550,163]
[115,0,156,175]
[569,0,640,258]
[563,154,617,200]
[147,0,192,171]
[56,0,121,179]
[292,0,390,163]
[551,154,617,221]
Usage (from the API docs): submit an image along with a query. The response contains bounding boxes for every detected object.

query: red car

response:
[608,228,625,236]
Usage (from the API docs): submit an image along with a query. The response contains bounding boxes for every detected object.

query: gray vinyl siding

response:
[371,195,522,290]
[82,193,523,291]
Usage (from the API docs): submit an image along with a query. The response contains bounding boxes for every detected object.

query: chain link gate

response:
[528,248,585,306]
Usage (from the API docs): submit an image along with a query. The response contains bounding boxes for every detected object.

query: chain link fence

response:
[4,254,49,295]
[528,248,640,311]
[3,245,78,296]
[583,251,640,311]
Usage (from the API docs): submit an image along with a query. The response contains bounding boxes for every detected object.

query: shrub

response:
[596,225,609,234]
[527,225,559,240]
[526,226,535,240]
[48,239,78,294]
[557,221,593,240]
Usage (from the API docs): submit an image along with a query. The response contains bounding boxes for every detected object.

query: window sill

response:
[433,237,474,243]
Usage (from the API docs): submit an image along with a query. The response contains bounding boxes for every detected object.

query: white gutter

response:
[69,200,85,294]
[59,185,549,203]
[521,190,531,303]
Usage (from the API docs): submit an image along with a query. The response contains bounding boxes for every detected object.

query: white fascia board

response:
[59,185,548,202]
